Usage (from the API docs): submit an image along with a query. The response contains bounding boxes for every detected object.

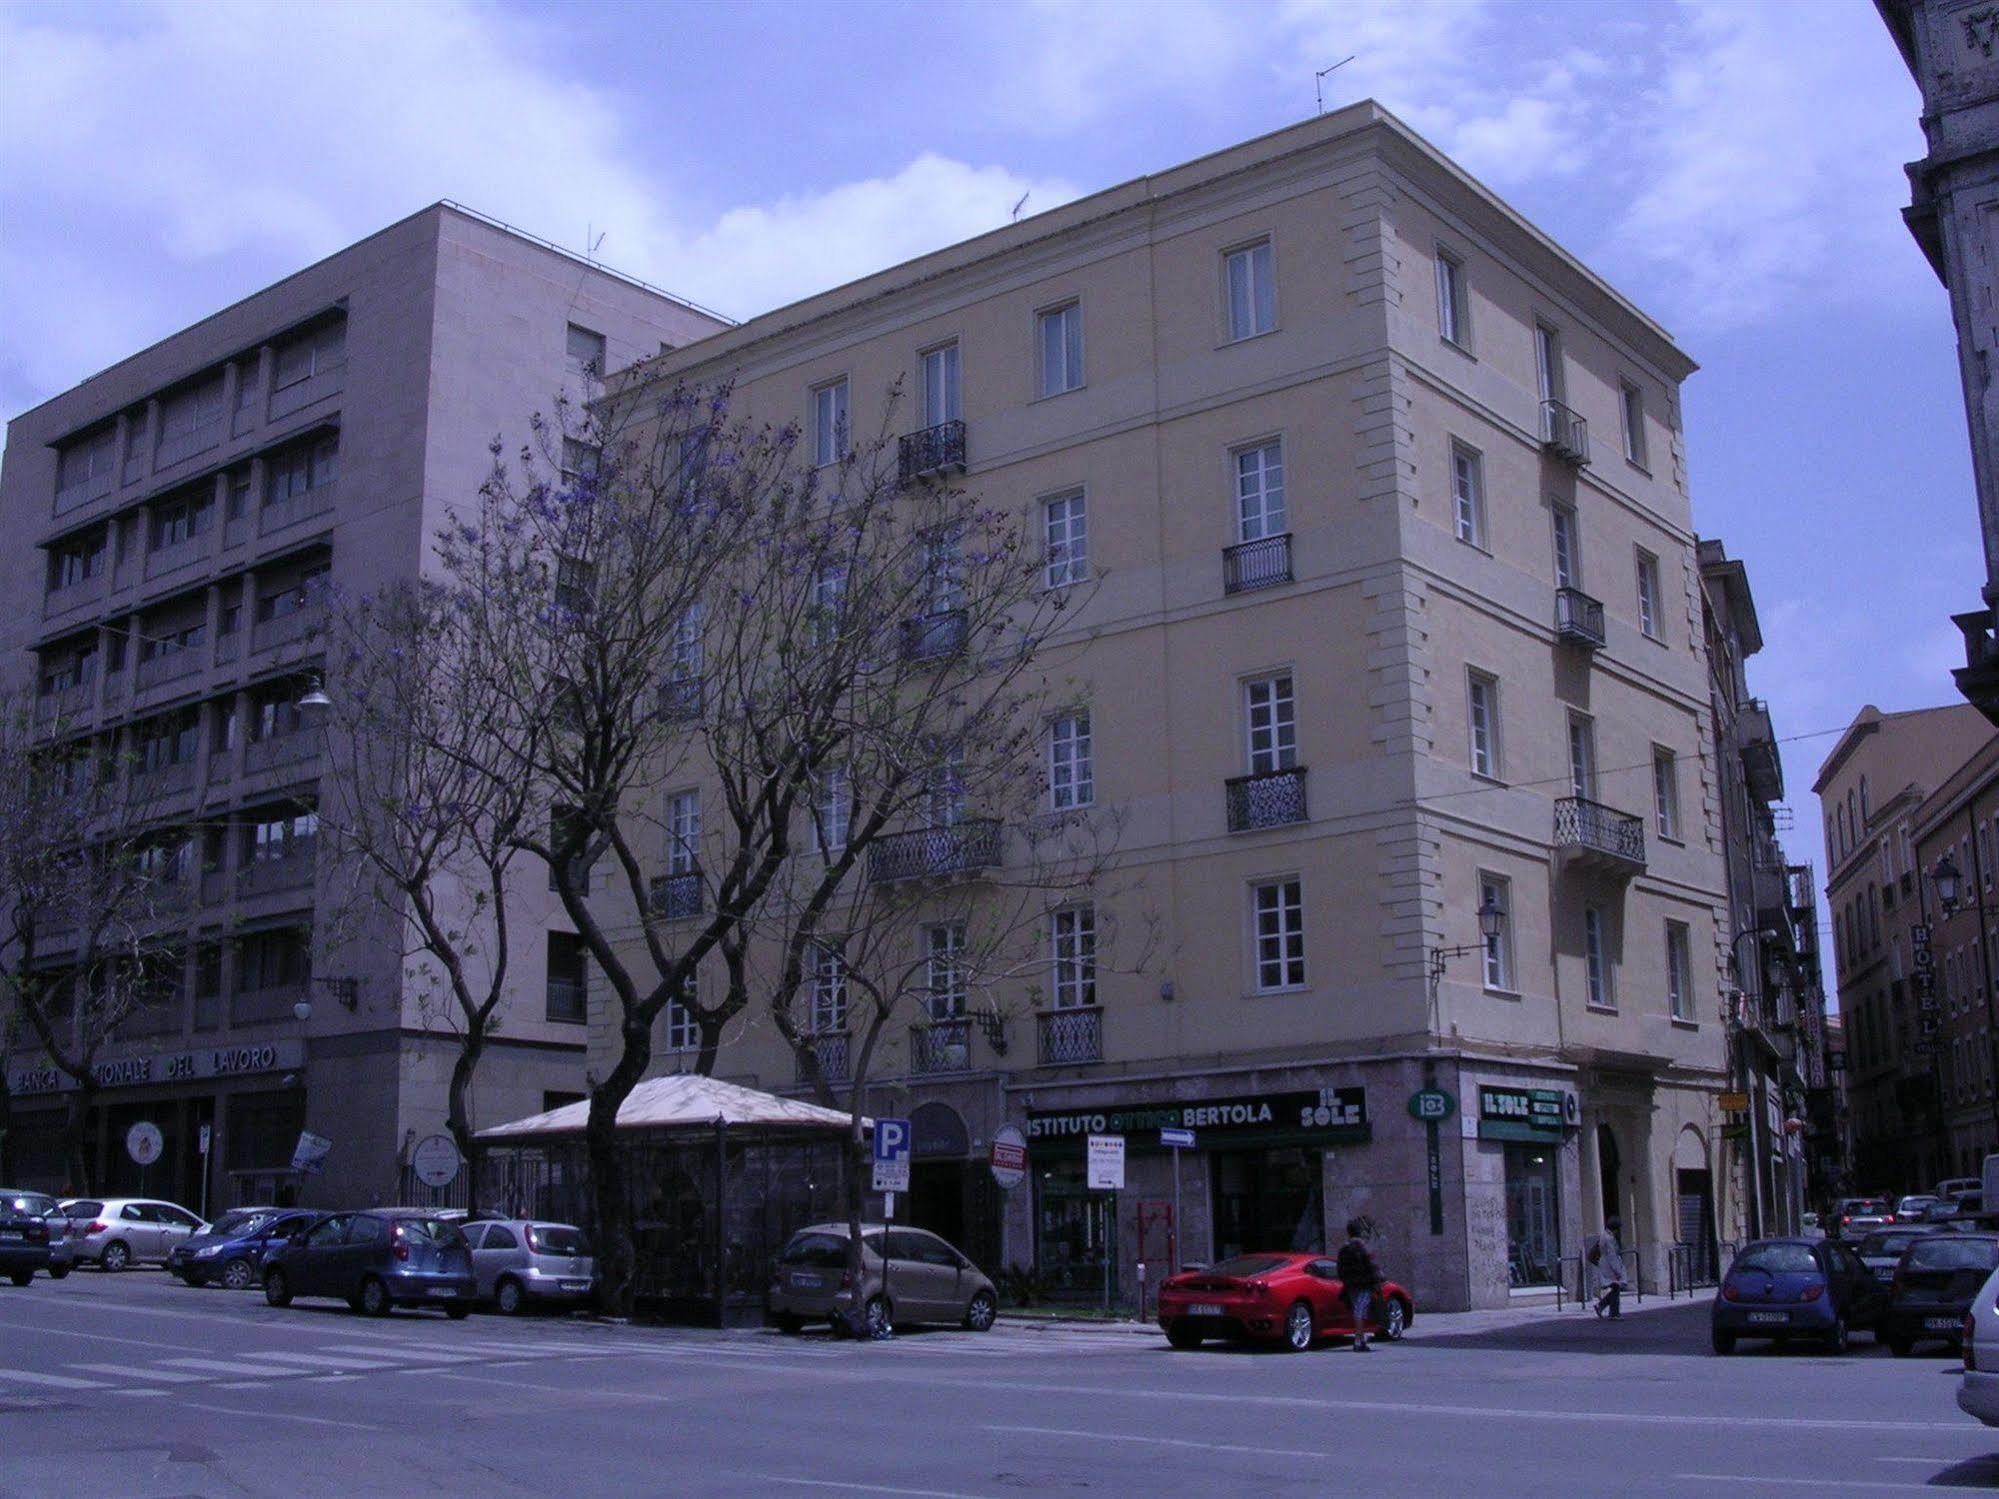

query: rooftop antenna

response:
[1315,56,1357,115]
[586,223,606,266]
[1010,190,1030,223]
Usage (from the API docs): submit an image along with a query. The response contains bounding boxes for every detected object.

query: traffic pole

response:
[1171,1144,1182,1275]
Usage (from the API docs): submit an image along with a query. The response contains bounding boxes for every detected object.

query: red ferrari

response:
[1157,1251,1414,1351]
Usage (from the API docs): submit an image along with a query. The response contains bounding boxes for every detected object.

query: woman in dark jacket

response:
[1336,1219,1382,1351]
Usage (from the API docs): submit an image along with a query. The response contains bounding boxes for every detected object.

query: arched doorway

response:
[1596,1123,1622,1229]
[1673,1126,1717,1284]
[909,1102,997,1268]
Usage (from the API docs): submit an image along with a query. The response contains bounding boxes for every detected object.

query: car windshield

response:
[1906,1238,1999,1271]
[1,1194,55,1216]
[1207,1255,1291,1280]
[212,1211,270,1237]
[1858,1232,1926,1257]
[527,1225,589,1256]
[395,1218,466,1247]
[779,1232,849,1269]
[1733,1243,1818,1275]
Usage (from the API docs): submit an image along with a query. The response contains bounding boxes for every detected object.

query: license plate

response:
[560,1280,589,1293]
[0,1230,20,1242]
[1187,1303,1225,1317]
[1927,1316,1961,1331]
[1746,1311,1788,1324]
[791,1273,822,1289]
[426,1287,457,1298]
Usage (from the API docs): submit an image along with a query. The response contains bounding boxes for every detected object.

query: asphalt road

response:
[3,1271,1997,1497]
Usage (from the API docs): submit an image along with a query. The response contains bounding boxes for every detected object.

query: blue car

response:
[262,1210,476,1317]
[1711,1237,1888,1354]
[168,1208,320,1290]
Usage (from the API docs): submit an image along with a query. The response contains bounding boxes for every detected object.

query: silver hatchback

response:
[768,1223,998,1336]
[465,1219,595,1314]
[59,1198,206,1270]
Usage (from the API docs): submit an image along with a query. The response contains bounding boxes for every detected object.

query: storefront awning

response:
[476,1074,861,1141]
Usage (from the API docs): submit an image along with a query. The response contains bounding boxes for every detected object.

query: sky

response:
[0,0,1973,955]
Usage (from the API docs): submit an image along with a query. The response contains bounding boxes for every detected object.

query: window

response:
[1481,875,1514,991]
[667,790,699,875]
[546,931,586,1024]
[815,765,851,855]
[812,379,849,467]
[265,434,338,507]
[1234,441,1285,541]
[1225,239,1276,340]
[1252,878,1306,991]
[1451,442,1485,547]
[554,554,595,614]
[156,377,224,449]
[925,527,964,617]
[1567,714,1597,800]
[811,946,847,1033]
[1987,822,1997,889]
[921,343,960,427]
[226,470,251,520]
[666,603,703,689]
[663,996,698,1053]
[1584,905,1614,1010]
[560,439,600,488]
[249,807,317,861]
[1636,549,1662,639]
[1436,248,1469,347]
[565,323,606,380]
[1037,302,1083,397]
[1551,506,1579,589]
[274,322,345,391]
[1619,380,1648,468]
[49,533,105,590]
[1653,748,1680,840]
[925,924,965,1020]
[1050,905,1096,1008]
[151,493,212,550]
[928,745,966,827]
[811,562,847,647]
[1467,671,1500,779]
[1534,323,1564,403]
[1244,674,1297,774]
[255,562,329,623]
[1043,490,1088,587]
[1666,921,1694,1021]
[1049,711,1093,810]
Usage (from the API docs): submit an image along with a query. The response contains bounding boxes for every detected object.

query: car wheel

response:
[48,1263,69,1280]
[1711,1328,1735,1355]
[1166,1324,1205,1351]
[773,1313,804,1335]
[1382,1297,1408,1343]
[963,1290,997,1332]
[863,1295,891,1338]
[1887,1335,1914,1357]
[264,1268,293,1308]
[445,1303,471,1320]
[9,1270,31,1287]
[1282,1300,1315,1352]
[1825,1316,1850,1355]
[221,1259,255,1292]
[100,1241,130,1273]
[358,1276,392,1317]
[495,1278,525,1316]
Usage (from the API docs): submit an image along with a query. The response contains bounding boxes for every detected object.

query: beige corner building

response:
[603,105,1736,1309]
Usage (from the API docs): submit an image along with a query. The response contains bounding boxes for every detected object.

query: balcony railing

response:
[1037,1007,1102,1065]
[897,420,967,481]
[143,533,209,580]
[1223,533,1293,595]
[260,484,337,537]
[34,680,93,724]
[1225,766,1309,832]
[648,869,704,921]
[231,983,305,1026]
[43,574,106,618]
[1554,587,1606,650]
[129,760,197,800]
[135,647,203,692]
[1738,697,1782,801]
[54,467,115,515]
[237,848,316,898]
[154,420,221,471]
[545,977,587,1024]
[866,818,1001,884]
[244,733,318,776]
[900,609,967,662]
[1541,399,1590,465]
[795,1030,850,1084]
[250,604,323,654]
[214,631,241,666]
[1553,796,1646,871]
[910,1018,971,1075]
[268,363,346,420]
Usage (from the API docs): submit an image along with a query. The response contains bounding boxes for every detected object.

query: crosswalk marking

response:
[0,1368,109,1390]
[68,1362,205,1383]
[315,1344,482,1362]
[228,1350,403,1371]
[161,1356,309,1377]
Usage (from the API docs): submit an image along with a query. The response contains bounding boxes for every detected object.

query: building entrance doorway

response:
[1596,1123,1622,1228]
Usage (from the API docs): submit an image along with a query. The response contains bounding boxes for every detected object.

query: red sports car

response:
[1157,1251,1415,1351]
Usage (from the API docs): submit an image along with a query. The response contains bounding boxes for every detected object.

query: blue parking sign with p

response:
[873,1117,913,1194]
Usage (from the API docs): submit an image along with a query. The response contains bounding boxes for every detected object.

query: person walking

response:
[1588,1216,1629,1320]
[1336,1218,1382,1352]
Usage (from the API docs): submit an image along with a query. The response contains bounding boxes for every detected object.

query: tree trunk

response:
[695,1020,722,1078]
[842,1109,869,1337]
[447,1019,486,1211]
[587,1019,653,1318]
[63,1088,94,1194]
[0,1076,14,1184]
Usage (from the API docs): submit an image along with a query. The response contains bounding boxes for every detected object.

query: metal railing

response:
[648,869,703,921]
[237,848,316,898]
[231,983,305,1026]
[244,733,318,776]
[1540,399,1590,464]
[900,609,967,662]
[43,575,106,617]
[259,485,336,537]
[1664,1240,1734,1298]
[910,1018,971,1075]
[1225,766,1308,832]
[897,419,967,480]
[545,977,587,1024]
[1553,796,1646,867]
[796,1030,850,1084]
[1037,1007,1102,1065]
[153,419,222,471]
[1222,533,1293,595]
[866,818,1001,884]
[129,760,197,800]
[54,467,115,514]
[143,533,209,580]
[136,647,203,691]
[250,604,323,654]
[1554,587,1605,649]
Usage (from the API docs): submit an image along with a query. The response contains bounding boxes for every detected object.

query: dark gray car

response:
[767,1223,997,1336]
[262,1211,476,1317]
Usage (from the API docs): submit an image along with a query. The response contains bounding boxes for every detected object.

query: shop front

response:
[1474,1084,1579,1292]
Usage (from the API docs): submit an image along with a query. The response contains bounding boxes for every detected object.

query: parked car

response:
[0,1190,73,1280]
[767,1223,997,1336]
[1157,1251,1416,1352]
[261,1210,475,1316]
[60,1198,206,1270]
[465,1219,595,1314]
[1880,1233,1999,1356]
[168,1208,319,1289]
[1833,1197,1897,1236]
[1939,1177,1983,1202]
[0,1190,57,1285]
[1712,1237,1888,1353]
[1856,1227,1939,1287]
[1959,1263,1999,1425]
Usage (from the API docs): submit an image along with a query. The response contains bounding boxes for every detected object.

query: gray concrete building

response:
[0,204,723,1208]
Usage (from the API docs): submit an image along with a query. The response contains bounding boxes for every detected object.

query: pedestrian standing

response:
[1588,1216,1629,1320]
[1336,1218,1382,1352]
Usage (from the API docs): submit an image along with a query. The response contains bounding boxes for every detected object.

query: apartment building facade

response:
[0,205,723,1208]
[594,104,1733,1310]
[1815,702,1995,1189]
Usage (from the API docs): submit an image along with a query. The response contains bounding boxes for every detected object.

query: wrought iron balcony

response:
[910,1018,971,1075]
[866,818,1001,884]
[545,977,586,1024]
[1554,587,1605,650]
[1553,796,1646,874]
[648,869,703,921]
[1540,399,1590,465]
[795,1030,850,1084]
[1225,766,1309,832]
[1037,1007,1102,1065]
[1737,697,1782,801]
[1223,533,1293,595]
[897,420,967,481]
[900,609,967,662]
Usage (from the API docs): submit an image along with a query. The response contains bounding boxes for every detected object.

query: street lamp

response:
[1935,853,1963,915]
[291,976,359,1023]
[296,676,332,712]
[1428,895,1505,988]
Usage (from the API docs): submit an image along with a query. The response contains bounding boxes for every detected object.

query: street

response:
[3,1274,1997,1497]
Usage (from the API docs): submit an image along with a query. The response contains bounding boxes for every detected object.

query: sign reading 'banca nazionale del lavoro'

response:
[1027,1087,1369,1144]
[11,1039,305,1097]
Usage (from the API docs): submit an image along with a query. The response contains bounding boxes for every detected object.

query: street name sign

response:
[873,1116,912,1194]
[1159,1127,1195,1149]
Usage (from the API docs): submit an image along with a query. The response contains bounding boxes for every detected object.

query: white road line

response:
[985,1424,1331,1460]
[764,1481,991,1499]
[67,1362,205,1383]
[0,1369,110,1390]
[229,1351,405,1371]
[160,1356,314,1377]
[109,1389,171,1397]
[182,1401,377,1431]
[1678,1474,1935,1493]
[0,1318,205,1352]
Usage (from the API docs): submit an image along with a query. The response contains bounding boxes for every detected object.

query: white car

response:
[58,1197,207,1271]
[1957,1263,1999,1426]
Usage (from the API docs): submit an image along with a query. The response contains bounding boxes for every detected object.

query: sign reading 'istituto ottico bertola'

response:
[1026,1087,1369,1143]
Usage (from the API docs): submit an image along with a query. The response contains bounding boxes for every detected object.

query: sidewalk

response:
[998,1288,1700,1339]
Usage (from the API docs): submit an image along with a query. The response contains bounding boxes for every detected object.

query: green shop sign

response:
[1477,1086,1577,1143]
[1026,1087,1370,1146]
